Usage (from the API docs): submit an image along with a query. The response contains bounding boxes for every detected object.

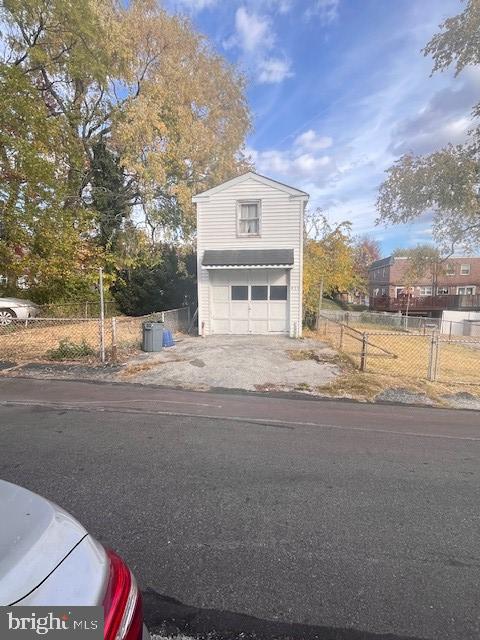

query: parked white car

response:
[0,297,40,325]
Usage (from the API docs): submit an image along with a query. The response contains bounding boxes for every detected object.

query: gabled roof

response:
[192,171,309,202]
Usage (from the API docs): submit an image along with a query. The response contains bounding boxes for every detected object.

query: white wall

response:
[196,175,305,336]
[441,310,480,336]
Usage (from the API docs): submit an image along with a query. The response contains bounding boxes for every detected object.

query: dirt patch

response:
[288,349,341,365]
[189,358,206,368]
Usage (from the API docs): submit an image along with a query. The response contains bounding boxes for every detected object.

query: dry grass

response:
[0,316,145,363]
[317,371,480,405]
[309,320,480,387]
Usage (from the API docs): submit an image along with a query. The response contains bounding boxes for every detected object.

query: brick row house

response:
[368,255,480,314]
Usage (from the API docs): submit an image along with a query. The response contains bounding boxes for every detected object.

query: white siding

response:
[196,175,305,336]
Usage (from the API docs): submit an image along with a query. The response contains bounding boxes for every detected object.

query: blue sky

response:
[165,0,478,256]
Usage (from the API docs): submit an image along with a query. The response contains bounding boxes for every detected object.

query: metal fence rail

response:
[39,301,119,318]
[317,314,480,385]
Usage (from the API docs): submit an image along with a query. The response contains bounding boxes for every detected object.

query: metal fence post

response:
[339,324,344,350]
[111,317,117,362]
[427,330,439,381]
[360,333,369,371]
[98,268,105,363]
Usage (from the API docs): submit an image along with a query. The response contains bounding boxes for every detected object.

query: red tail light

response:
[103,550,143,640]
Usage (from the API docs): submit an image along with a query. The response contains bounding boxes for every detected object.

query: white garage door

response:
[210,269,289,334]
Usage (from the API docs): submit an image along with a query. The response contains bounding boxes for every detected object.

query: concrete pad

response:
[120,334,339,392]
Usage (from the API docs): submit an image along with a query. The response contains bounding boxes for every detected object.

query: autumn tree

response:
[352,235,381,293]
[0,65,103,301]
[376,0,480,252]
[0,0,251,301]
[303,210,356,318]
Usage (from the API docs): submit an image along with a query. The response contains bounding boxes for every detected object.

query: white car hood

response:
[0,480,87,605]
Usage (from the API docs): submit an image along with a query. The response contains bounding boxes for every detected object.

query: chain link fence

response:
[316,314,480,385]
[38,301,119,318]
[0,307,192,364]
[319,310,442,333]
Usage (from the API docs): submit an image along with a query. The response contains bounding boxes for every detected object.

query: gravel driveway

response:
[121,335,339,392]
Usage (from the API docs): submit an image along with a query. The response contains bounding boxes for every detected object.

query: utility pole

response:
[316,275,324,331]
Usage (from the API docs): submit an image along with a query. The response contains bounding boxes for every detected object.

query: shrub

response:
[46,339,96,361]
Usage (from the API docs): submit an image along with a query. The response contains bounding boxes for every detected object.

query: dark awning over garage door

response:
[203,249,294,267]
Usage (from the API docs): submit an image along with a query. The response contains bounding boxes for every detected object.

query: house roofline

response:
[192,171,309,202]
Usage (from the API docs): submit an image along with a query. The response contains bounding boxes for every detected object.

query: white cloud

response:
[293,153,331,174]
[225,5,293,84]
[305,0,340,24]
[248,144,334,182]
[232,6,274,53]
[266,0,294,13]
[258,57,293,83]
[388,69,480,155]
[170,0,218,12]
[295,129,333,150]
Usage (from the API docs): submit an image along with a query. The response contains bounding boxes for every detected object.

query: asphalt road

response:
[0,378,479,640]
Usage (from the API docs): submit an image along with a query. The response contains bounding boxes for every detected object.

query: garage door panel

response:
[231,302,249,319]
[269,302,287,320]
[250,320,269,333]
[269,319,287,332]
[212,286,229,302]
[210,268,289,335]
[212,319,230,333]
[250,302,268,319]
[213,302,230,318]
[231,319,249,334]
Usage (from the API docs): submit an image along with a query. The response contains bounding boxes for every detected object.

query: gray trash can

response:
[142,321,164,352]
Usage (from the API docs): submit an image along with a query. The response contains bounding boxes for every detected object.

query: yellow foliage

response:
[303,214,356,316]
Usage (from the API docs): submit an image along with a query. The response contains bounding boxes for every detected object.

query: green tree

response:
[90,141,135,250]
[376,0,480,251]
[112,244,196,316]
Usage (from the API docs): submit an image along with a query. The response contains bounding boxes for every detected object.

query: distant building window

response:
[457,286,476,295]
[437,287,449,295]
[237,201,260,236]
[460,264,470,275]
[373,288,380,296]
[0,275,7,285]
[381,267,386,278]
[419,286,432,296]
[446,264,455,276]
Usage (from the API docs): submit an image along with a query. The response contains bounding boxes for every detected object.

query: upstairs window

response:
[446,263,455,276]
[460,264,471,275]
[237,201,260,236]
